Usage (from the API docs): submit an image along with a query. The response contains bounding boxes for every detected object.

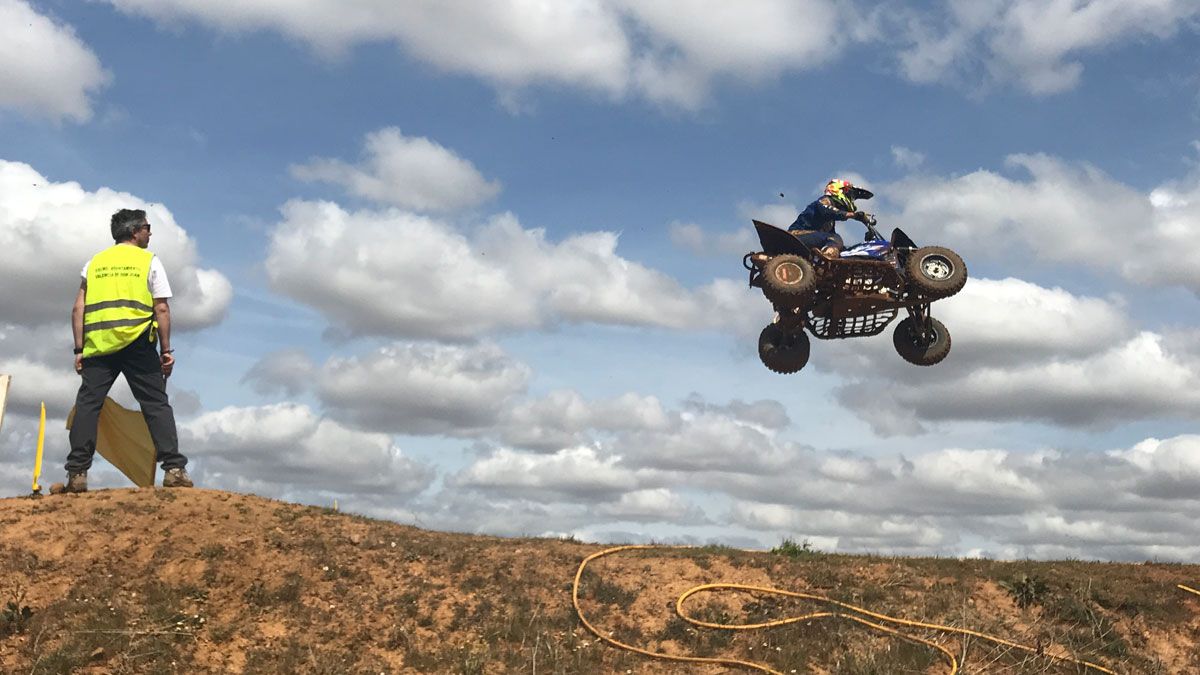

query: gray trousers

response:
[67,329,186,473]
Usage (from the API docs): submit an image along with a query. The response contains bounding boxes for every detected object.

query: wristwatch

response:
[73,347,83,355]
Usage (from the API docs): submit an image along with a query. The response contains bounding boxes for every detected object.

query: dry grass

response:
[0,489,1196,673]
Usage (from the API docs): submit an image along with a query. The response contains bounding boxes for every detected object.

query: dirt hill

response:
[0,488,1197,674]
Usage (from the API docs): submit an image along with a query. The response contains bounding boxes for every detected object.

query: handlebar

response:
[862,213,882,242]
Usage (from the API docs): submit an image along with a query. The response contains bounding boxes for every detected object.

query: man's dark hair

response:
[110,209,148,242]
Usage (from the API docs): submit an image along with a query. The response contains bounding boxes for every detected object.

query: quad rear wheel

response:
[905,247,967,298]
[762,254,817,304]
[893,316,951,366]
[759,323,811,374]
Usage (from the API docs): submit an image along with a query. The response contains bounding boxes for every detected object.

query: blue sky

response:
[2,0,1200,560]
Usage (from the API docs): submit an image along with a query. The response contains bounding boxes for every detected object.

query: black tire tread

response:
[893,316,951,366]
[905,246,967,299]
[758,323,811,374]
[762,254,817,304]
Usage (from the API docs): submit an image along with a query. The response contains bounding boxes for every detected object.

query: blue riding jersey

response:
[789,195,853,233]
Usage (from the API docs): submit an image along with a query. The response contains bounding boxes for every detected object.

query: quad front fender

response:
[891,228,917,250]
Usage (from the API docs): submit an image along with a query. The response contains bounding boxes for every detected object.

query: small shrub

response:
[1,596,33,636]
[199,544,226,560]
[999,573,1049,608]
[771,538,819,559]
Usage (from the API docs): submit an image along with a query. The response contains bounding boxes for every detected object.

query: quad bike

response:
[743,216,966,374]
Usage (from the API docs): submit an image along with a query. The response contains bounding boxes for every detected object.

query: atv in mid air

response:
[743,216,966,374]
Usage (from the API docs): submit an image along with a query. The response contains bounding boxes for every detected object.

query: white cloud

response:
[0,160,233,330]
[0,357,77,417]
[105,0,631,93]
[725,437,1200,559]
[290,127,501,212]
[240,348,316,397]
[181,403,435,496]
[816,277,1200,433]
[429,428,1200,560]
[0,0,110,121]
[668,221,758,257]
[264,200,750,339]
[887,154,1200,292]
[614,405,804,476]
[498,389,669,452]
[894,0,1200,94]
[933,278,1132,365]
[318,342,530,435]
[594,487,708,523]
[451,445,639,499]
[890,145,926,169]
[103,0,846,109]
[617,0,845,108]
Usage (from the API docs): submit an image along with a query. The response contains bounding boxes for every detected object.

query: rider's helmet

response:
[824,179,856,211]
[824,179,873,212]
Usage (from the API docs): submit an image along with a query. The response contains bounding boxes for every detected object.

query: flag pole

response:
[32,402,45,495]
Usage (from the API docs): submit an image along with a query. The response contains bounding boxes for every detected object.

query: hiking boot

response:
[162,468,193,488]
[65,471,88,493]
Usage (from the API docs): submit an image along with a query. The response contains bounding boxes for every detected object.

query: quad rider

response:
[788,179,873,258]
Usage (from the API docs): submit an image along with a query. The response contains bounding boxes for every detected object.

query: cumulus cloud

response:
[290,127,501,212]
[669,221,758,257]
[891,145,926,169]
[264,200,750,340]
[893,0,1200,94]
[497,390,669,452]
[726,436,1200,560]
[594,488,708,524]
[103,0,847,109]
[617,0,846,108]
[611,400,805,476]
[241,348,317,397]
[451,445,639,500]
[318,342,530,435]
[0,160,233,330]
[810,277,1200,434]
[104,0,630,93]
[887,154,1200,292]
[0,0,110,121]
[424,406,1200,560]
[181,403,436,496]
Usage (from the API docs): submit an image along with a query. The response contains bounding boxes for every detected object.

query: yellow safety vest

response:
[82,245,156,357]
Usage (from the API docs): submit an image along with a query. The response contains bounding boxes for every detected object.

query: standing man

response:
[64,209,191,492]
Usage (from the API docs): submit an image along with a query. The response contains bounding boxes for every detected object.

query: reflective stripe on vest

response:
[82,245,156,357]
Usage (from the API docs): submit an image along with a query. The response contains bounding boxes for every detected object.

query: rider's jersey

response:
[789,196,853,233]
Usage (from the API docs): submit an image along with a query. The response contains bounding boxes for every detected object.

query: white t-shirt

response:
[81,253,173,299]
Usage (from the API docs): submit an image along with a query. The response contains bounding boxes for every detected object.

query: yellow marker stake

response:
[32,402,45,493]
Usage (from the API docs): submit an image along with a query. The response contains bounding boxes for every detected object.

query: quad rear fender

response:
[753,220,810,256]
[891,227,917,249]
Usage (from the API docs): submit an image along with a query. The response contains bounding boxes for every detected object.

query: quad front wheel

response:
[905,247,967,298]
[759,323,811,374]
[762,254,817,304]
[893,316,951,366]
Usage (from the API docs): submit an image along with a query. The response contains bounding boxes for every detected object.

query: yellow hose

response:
[573,545,1122,674]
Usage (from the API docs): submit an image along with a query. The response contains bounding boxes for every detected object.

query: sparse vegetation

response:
[1,489,1197,673]
[1,586,32,636]
[771,536,819,559]
[999,572,1050,607]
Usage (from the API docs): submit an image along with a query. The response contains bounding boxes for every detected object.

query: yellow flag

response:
[0,374,11,436]
[66,397,157,488]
